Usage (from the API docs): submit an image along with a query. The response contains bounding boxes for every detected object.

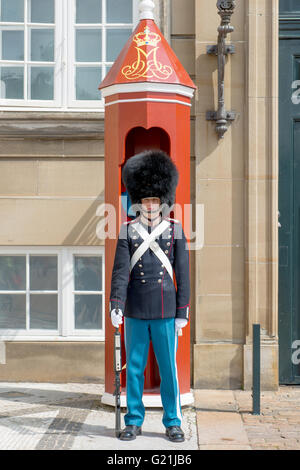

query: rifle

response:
[113,306,122,438]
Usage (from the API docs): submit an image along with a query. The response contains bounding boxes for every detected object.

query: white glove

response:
[111,308,123,328]
[175,318,188,333]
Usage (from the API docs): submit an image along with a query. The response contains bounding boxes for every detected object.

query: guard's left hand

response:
[175,318,188,333]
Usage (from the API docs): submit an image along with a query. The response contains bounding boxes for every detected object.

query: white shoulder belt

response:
[129,219,174,282]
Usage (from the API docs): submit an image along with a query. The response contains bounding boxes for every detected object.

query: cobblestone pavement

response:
[0,383,300,450]
[195,386,300,450]
[235,387,300,450]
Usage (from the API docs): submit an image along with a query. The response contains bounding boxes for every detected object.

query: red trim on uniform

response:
[165,217,179,224]
[110,298,125,304]
[161,223,175,319]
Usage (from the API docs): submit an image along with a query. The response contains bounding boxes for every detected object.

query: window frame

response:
[0,0,62,108]
[0,246,105,341]
[0,0,139,111]
[67,0,139,109]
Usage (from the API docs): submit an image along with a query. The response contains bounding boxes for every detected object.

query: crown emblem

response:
[133,26,161,48]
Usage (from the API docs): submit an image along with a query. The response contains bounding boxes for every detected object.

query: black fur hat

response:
[122,150,179,216]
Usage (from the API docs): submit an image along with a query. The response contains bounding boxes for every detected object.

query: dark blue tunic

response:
[109,215,190,321]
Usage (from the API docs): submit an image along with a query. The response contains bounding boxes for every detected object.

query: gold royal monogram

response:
[121,26,173,80]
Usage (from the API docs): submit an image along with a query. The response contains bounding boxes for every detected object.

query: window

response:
[0,0,138,110]
[0,247,105,340]
[0,0,60,107]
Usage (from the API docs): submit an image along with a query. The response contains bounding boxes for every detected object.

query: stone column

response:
[153,0,171,43]
[243,0,279,390]
[193,0,279,390]
[194,0,246,390]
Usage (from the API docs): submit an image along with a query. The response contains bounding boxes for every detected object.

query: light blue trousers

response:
[124,317,182,428]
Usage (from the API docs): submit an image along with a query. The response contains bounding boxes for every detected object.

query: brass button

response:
[159,271,163,275]
[167,242,171,246]
[165,250,169,254]
[161,264,164,267]
[134,243,139,247]
[140,272,144,276]
[169,228,172,231]
[138,264,143,268]
[168,235,172,238]
[157,279,162,283]
[141,279,146,283]
[139,257,142,260]
[133,235,137,239]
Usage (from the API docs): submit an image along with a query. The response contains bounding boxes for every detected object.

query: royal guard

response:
[109,149,190,442]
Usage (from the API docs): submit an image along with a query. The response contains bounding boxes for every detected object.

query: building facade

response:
[0,0,297,390]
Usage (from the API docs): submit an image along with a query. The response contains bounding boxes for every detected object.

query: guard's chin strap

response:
[144,214,161,224]
[141,210,162,225]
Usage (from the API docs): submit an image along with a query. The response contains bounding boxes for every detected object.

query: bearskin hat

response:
[122,150,179,216]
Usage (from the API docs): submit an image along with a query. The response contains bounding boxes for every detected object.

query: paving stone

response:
[196,410,250,446]
[200,444,252,450]
[73,408,198,450]
[0,410,58,450]
[0,383,300,450]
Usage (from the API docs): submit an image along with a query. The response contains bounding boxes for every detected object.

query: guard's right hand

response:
[111,308,123,328]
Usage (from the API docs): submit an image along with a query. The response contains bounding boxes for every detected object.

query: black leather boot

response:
[165,425,185,442]
[119,425,142,441]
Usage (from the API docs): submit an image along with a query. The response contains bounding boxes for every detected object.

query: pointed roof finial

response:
[139,0,155,20]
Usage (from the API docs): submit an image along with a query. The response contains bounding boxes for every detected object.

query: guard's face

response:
[140,197,161,217]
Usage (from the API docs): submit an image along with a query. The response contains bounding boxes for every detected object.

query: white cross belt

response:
[129,220,174,282]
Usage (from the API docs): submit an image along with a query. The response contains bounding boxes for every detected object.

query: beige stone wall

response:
[0,1,279,388]
[193,0,279,389]
[0,113,105,246]
[0,342,104,383]
[243,0,279,390]
[169,0,196,382]
[0,1,199,384]
[0,113,105,382]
